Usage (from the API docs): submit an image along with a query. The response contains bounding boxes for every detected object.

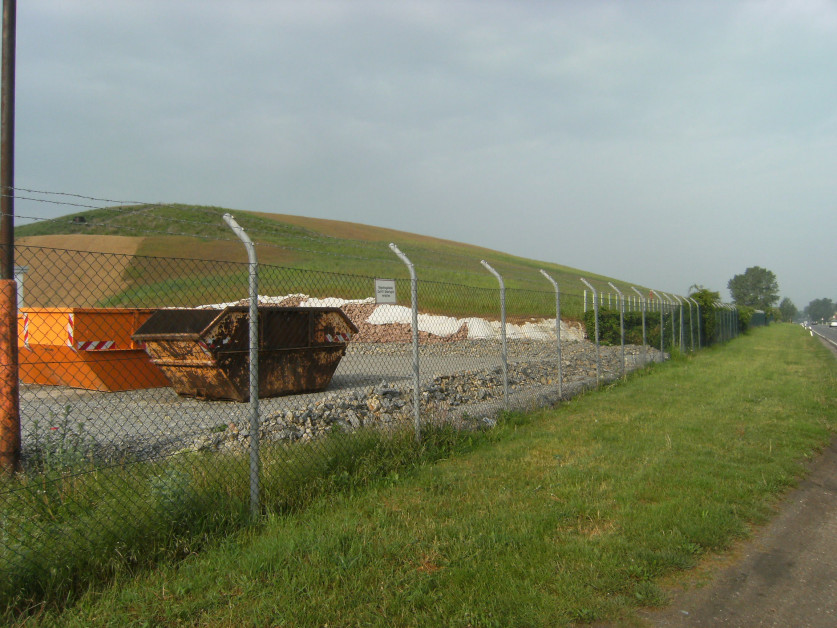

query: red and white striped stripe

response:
[326,333,352,343]
[22,312,31,350]
[76,340,116,351]
[66,313,75,348]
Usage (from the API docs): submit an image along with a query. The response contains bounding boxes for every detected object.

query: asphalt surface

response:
[810,323,837,349]
[638,330,837,627]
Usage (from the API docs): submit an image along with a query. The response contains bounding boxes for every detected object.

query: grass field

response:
[17,324,836,626]
[15,204,645,318]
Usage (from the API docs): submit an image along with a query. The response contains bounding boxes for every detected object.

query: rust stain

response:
[0,280,20,473]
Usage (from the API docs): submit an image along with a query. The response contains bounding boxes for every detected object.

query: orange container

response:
[17,308,170,391]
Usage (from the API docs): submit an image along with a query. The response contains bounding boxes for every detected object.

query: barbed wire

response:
[10,195,123,211]
[11,187,152,207]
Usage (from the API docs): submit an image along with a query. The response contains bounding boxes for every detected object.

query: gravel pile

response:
[194,340,661,454]
[20,336,663,464]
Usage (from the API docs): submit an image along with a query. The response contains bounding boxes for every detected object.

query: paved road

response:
[810,323,837,348]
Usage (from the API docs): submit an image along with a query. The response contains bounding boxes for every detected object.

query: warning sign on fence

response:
[375,278,397,304]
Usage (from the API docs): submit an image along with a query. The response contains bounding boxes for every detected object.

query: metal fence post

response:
[607,282,625,378]
[222,213,260,519]
[689,297,701,349]
[661,292,675,351]
[730,305,735,339]
[685,297,694,352]
[580,278,601,386]
[540,270,563,399]
[481,261,508,409]
[630,287,647,366]
[673,295,685,353]
[390,243,421,442]
[650,289,664,360]
[723,303,729,342]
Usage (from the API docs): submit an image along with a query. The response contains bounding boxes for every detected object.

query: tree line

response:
[691,266,834,329]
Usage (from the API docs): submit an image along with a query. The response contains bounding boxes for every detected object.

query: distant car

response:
[830,320,837,328]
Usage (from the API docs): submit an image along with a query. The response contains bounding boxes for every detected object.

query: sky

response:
[11,0,837,309]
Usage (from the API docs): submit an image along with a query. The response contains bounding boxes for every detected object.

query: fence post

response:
[223,213,260,519]
[667,294,676,350]
[0,280,19,474]
[673,295,685,353]
[685,297,694,352]
[580,278,601,386]
[539,270,563,399]
[607,282,625,378]
[650,290,664,360]
[661,292,675,351]
[689,297,701,349]
[481,261,508,409]
[583,290,587,313]
[0,0,19,475]
[630,287,647,366]
[730,305,736,339]
[722,303,729,342]
[390,243,421,441]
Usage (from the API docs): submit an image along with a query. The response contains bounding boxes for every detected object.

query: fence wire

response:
[1,243,734,608]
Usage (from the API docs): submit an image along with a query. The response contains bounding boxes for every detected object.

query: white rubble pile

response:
[200,294,585,342]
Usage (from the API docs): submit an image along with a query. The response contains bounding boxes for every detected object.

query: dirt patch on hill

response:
[17,234,144,307]
[18,234,144,255]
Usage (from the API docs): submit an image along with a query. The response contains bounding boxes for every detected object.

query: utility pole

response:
[0,0,19,473]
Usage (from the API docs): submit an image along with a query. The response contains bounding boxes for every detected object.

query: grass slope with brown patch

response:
[16,203,648,316]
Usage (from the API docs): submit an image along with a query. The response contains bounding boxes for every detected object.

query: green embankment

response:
[16,204,641,318]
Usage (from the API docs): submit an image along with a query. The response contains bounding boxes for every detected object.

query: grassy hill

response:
[15,204,649,318]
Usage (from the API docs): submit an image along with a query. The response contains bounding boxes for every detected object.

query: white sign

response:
[375,278,397,304]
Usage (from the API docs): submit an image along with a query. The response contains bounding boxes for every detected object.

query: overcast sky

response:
[13,0,837,308]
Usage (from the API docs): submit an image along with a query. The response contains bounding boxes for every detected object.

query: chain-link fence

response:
[2,241,733,609]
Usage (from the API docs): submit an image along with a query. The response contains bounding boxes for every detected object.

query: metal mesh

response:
[2,243,680,604]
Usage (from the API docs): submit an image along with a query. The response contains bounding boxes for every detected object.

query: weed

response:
[26,405,95,476]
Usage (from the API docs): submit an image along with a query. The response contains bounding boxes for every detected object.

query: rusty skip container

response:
[132,306,358,402]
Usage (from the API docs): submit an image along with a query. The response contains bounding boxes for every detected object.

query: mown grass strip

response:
[22,325,837,626]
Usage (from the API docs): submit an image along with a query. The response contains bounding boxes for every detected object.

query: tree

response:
[727,266,779,310]
[778,297,798,322]
[805,298,835,323]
